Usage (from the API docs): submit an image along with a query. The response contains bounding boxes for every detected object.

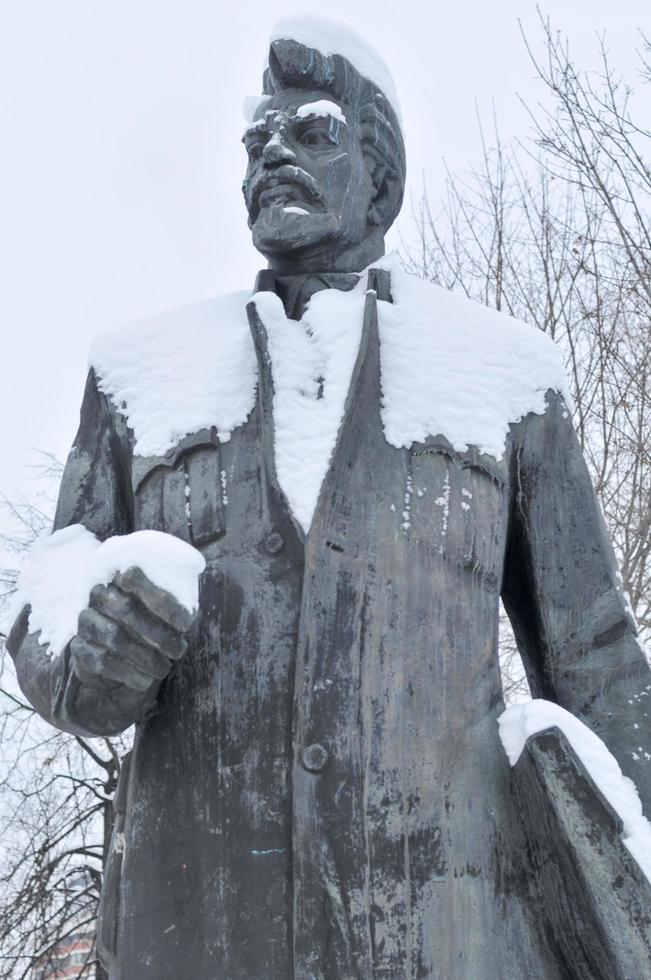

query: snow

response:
[252,287,365,532]
[243,94,270,124]
[375,257,570,458]
[90,291,256,457]
[10,525,206,657]
[433,471,450,536]
[499,699,651,882]
[248,257,567,530]
[243,118,267,137]
[295,100,347,124]
[283,206,310,216]
[269,15,402,125]
[91,254,568,532]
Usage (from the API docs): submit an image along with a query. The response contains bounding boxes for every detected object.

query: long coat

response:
[9,269,651,979]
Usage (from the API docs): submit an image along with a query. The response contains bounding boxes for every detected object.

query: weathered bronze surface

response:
[8,31,651,980]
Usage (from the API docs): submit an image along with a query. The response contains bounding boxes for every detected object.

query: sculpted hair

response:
[262,38,406,233]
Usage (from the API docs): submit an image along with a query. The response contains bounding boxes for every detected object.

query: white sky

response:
[0,0,648,507]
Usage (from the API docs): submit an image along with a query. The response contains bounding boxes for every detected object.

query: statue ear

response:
[367,160,402,230]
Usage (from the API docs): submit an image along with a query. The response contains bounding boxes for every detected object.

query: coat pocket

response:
[409,436,508,581]
[409,435,507,487]
[132,427,226,547]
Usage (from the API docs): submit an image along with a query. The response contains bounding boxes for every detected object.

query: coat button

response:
[265,530,284,555]
[302,743,329,772]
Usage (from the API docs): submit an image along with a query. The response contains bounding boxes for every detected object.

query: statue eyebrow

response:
[243,102,347,141]
[293,100,347,125]
[242,119,270,138]
[242,109,291,139]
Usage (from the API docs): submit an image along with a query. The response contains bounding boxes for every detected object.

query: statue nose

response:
[262,134,296,166]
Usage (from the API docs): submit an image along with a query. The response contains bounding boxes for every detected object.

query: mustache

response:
[243,166,323,222]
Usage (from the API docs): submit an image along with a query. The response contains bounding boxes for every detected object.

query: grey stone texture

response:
[7,32,651,980]
[512,727,651,979]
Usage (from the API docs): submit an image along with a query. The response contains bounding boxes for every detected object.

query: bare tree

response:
[2,14,650,972]
[402,17,651,699]
[0,466,128,980]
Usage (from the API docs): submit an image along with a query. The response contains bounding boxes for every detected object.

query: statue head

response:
[242,19,406,274]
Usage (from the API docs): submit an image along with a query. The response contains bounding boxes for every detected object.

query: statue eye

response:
[244,135,268,161]
[298,126,338,149]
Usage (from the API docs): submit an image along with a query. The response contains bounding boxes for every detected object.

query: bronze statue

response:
[8,18,651,979]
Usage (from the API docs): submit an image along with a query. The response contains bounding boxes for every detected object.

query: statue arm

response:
[7,370,159,737]
[501,388,651,813]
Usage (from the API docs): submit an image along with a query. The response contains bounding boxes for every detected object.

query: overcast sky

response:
[0,0,648,509]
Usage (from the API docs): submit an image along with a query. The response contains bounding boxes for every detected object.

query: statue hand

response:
[69,566,195,693]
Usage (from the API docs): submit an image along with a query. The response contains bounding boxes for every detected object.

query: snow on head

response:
[243,94,271,124]
[90,291,256,457]
[11,526,206,658]
[295,100,347,124]
[269,15,402,124]
[499,699,651,882]
[377,257,570,458]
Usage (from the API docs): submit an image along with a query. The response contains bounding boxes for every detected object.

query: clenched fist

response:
[70,566,196,693]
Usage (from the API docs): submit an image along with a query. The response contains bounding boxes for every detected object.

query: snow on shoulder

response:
[90,292,256,458]
[11,526,206,658]
[378,259,570,459]
[499,699,651,882]
[250,257,567,532]
[270,15,402,125]
[89,257,568,524]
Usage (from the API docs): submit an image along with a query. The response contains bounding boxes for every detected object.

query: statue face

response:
[242,88,377,265]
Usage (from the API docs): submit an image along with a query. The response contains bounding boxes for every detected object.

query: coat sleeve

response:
[502,389,651,815]
[7,369,159,737]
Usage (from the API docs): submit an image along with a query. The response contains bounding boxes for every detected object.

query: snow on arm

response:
[11,526,206,658]
[295,100,347,124]
[499,698,651,882]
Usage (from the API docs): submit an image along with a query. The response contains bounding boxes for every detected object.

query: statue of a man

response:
[8,17,651,980]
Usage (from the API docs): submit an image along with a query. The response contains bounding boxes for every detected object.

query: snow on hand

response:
[499,699,651,882]
[11,525,206,658]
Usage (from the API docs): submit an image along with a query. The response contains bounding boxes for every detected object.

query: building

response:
[31,928,97,980]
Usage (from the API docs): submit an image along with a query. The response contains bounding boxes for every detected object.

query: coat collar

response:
[252,269,360,321]
[246,267,392,544]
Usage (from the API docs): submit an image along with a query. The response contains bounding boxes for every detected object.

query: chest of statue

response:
[105,285,521,979]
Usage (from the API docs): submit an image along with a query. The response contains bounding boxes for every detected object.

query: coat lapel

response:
[246,266,392,547]
[246,273,306,548]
